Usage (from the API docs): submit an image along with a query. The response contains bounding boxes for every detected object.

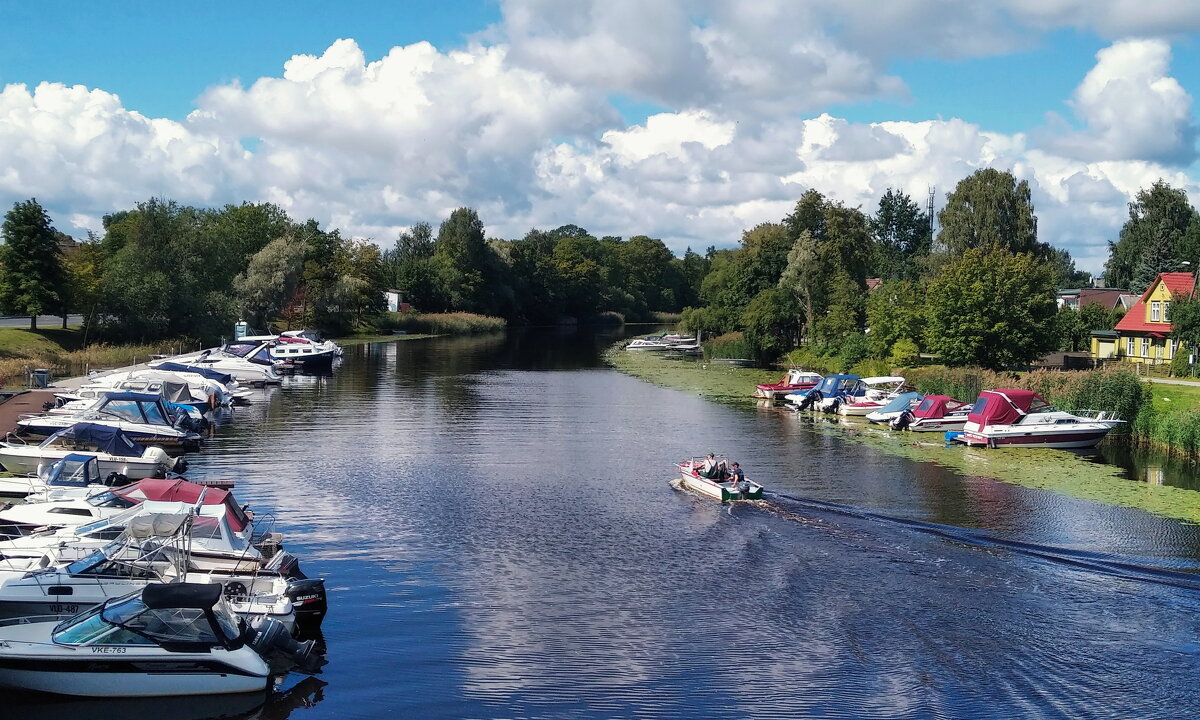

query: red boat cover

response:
[966,389,1050,429]
[912,395,966,419]
[115,478,249,532]
[276,336,309,344]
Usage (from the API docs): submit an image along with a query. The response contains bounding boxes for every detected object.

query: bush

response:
[888,337,920,367]
[703,332,752,360]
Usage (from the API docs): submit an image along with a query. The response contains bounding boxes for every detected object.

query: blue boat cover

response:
[153,362,234,386]
[878,391,924,413]
[46,422,147,457]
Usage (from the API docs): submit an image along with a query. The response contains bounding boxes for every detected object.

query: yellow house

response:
[1092,272,1193,365]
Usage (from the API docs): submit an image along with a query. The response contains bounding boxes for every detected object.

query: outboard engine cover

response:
[103,472,131,487]
[891,410,914,431]
[822,397,840,414]
[286,578,328,625]
[797,390,821,412]
[248,617,318,670]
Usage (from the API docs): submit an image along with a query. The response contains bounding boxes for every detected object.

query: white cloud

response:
[1041,39,1196,164]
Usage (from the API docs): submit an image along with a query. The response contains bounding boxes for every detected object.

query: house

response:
[383,289,411,313]
[1092,272,1193,364]
[1057,288,1134,312]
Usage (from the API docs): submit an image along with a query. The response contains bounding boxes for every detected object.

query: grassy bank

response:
[0,327,194,386]
[377,311,507,335]
[606,345,1200,523]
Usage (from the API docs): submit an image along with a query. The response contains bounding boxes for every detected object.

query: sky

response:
[2,1,1200,275]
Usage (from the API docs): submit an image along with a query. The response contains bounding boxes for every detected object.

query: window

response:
[1172,339,1180,358]
[1141,338,1150,357]
[1152,301,1162,321]
[1127,337,1135,356]
[1164,301,1171,321]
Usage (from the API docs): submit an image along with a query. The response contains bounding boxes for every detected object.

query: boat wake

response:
[765,490,1200,592]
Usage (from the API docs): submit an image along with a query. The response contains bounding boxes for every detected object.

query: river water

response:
[13,329,1200,719]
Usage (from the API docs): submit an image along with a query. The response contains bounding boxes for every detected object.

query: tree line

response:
[0,198,701,343]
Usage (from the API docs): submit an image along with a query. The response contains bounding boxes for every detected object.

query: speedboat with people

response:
[0,583,316,697]
[832,376,909,415]
[954,388,1125,449]
[755,369,822,401]
[784,374,861,412]
[0,423,184,484]
[864,391,924,424]
[675,454,763,501]
[889,395,972,432]
[16,392,203,450]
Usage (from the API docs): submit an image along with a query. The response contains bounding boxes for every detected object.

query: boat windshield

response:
[100,594,233,647]
[39,456,100,487]
[98,399,144,423]
[139,400,169,425]
[86,490,138,509]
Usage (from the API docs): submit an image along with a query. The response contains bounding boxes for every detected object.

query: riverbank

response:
[606,345,1200,523]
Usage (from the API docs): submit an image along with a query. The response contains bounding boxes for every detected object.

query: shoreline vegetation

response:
[606,342,1200,524]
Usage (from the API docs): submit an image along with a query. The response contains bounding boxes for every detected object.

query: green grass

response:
[0,327,84,357]
[1147,381,1200,413]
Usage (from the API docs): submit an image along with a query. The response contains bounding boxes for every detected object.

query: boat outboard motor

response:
[287,578,328,626]
[247,617,318,670]
[890,410,914,431]
[822,397,840,414]
[797,390,821,412]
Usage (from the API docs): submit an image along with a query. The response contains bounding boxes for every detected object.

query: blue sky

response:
[1,1,1199,273]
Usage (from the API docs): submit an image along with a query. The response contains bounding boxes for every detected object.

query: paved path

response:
[1140,375,1200,386]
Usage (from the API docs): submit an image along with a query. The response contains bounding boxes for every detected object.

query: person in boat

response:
[728,462,749,491]
[700,453,729,480]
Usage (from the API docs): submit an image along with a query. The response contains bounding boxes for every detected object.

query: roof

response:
[1114,272,1195,334]
[866,278,883,291]
[1077,289,1126,311]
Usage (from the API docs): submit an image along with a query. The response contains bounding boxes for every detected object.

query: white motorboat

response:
[955,388,1125,449]
[888,395,972,432]
[0,499,270,575]
[153,346,282,386]
[625,337,672,350]
[0,583,316,697]
[0,424,183,487]
[831,376,909,415]
[73,369,235,409]
[783,374,861,411]
[755,369,822,400]
[149,362,256,403]
[0,513,316,630]
[240,330,342,368]
[675,455,763,501]
[17,392,203,450]
[864,392,925,424]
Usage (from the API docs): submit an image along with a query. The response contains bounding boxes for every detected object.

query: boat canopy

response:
[152,362,235,386]
[142,581,222,610]
[912,395,966,420]
[966,389,1051,429]
[37,453,103,487]
[126,512,190,539]
[159,379,195,404]
[118,479,249,532]
[877,391,923,414]
[813,374,861,396]
[43,422,148,457]
[861,376,907,386]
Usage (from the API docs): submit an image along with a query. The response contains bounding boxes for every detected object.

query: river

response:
[13,328,1200,718]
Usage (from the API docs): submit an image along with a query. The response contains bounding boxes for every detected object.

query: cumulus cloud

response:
[1040,39,1196,164]
[2,13,1200,275]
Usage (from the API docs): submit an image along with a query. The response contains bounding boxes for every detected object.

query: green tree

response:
[433,207,512,315]
[866,280,925,357]
[1130,223,1181,294]
[869,188,930,281]
[740,288,799,364]
[778,230,823,338]
[936,169,1041,256]
[233,234,307,332]
[0,199,65,330]
[812,270,864,347]
[1046,246,1092,287]
[924,246,1059,368]
[1104,180,1200,290]
[1169,296,1200,365]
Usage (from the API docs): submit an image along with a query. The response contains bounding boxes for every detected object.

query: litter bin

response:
[31,368,51,388]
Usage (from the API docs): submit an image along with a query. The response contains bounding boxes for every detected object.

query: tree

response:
[1046,246,1092,288]
[866,280,925,357]
[1105,180,1200,290]
[811,270,864,347]
[740,288,799,364]
[924,246,1059,369]
[778,230,822,338]
[936,169,1041,257]
[0,199,65,330]
[233,234,307,331]
[1169,296,1200,364]
[1130,222,1180,294]
[869,188,930,281]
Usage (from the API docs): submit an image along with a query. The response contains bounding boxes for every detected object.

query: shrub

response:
[703,332,752,360]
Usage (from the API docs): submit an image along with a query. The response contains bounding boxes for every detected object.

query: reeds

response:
[380,311,507,335]
[703,332,752,359]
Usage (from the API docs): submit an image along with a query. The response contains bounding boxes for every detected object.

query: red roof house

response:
[1107,272,1194,364]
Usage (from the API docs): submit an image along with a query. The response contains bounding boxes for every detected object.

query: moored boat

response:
[864,391,924,424]
[955,389,1124,449]
[0,583,315,697]
[831,376,908,415]
[0,423,183,485]
[889,395,971,432]
[675,455,763,501]
[783,374,861,411]
[755,369,822,401]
